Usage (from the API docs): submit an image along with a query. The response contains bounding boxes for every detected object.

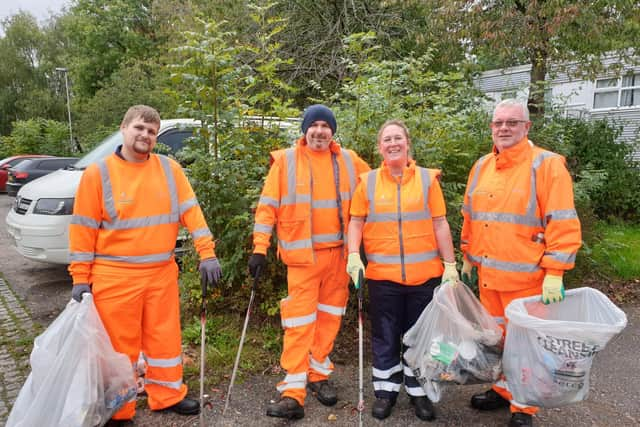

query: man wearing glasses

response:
[459,99,581,427]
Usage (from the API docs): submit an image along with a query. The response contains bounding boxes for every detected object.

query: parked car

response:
[0,155,53,193]
[5,119,199,264]
[6,157,78,197]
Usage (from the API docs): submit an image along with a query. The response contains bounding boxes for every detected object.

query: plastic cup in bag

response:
[503,287,627,408]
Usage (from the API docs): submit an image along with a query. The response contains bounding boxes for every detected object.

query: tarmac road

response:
[1,193,638,426]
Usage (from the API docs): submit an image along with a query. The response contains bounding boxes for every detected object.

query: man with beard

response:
[68,105,221,425]
[248,104,370,419]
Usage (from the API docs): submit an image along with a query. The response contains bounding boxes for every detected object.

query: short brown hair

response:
[122,105,161,127]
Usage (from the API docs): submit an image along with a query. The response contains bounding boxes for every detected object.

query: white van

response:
[5,119,199,264]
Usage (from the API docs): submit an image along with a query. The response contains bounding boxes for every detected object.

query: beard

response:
[133,139,152,154]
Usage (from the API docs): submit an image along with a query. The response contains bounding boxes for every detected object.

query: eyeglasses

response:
[490,120,528,128]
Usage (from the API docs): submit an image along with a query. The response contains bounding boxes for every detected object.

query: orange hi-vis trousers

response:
[277,246,350,406]
[479,282,541,415]
[91,261,187,420]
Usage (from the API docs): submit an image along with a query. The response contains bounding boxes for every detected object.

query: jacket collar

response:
[493,137,532,169]
[380,158,416,184]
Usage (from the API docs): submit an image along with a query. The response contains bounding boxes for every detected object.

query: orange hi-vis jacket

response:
[69,153,215,283]
[350,160,446,285]
[460,138,581,291]
[252,137,370,265]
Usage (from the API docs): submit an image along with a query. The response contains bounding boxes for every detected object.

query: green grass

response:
[590,222,640,280]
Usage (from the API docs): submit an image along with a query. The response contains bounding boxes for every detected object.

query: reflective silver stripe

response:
[101,213,179,230]
[259,195,279,208]
[365,171,377,213]
[461,203,470,213]
[466,155,489,208]
[278,238,312,250]
[97,160,118,221]
[309,356,333,376]
[281,312,316,328]
[144,378,183,390]
[372,363,403,379]
[282,194,310,205]
[460,239,468,245]
[71,214,100,229]
[367,250,439,265]
[544,251,576,264]
[179,198,198,214]
[69,251,95,262]
[418,167,432,218]
[471,211,542,227]
[146,355,182,368]
[367,211,430,223]
[373,381,402,392]
[285,148,297,203]
[312,199,338,209]
[277,372,307,392]
[159,155,179,218]
[312,232,342,243]
[467,253,540,273]
[191,228,212,239]
[340,148,357,194]
[253,223,273,233]
[95,251,174,263]
[546,209,578,220]
[405,385,426,396]
[340,191,352,201]
[317,303,346,316]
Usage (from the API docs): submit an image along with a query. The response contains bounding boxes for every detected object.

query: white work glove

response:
[442,261,460,286]
[542,274,565,304]
[346,252,365,289]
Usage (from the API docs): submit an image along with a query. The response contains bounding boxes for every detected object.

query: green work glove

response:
[461,257,478,287]
[542,274,565,304]
[442,261,460,286]
[346,252,365,289]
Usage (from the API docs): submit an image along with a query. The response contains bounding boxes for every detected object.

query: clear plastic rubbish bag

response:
[504,287,627,408]
[404,281,504,402]
[7,294,137,427]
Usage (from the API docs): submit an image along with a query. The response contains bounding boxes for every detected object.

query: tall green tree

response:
[438,0,640,115]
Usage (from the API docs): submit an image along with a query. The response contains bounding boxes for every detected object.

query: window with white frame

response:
[593,72,640,109]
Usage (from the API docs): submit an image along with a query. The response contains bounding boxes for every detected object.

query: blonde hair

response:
[122,105,161,127]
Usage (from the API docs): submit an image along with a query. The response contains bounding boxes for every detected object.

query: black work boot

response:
[410,396,436,421]
[470,389,510,411]
[266,396,305,420]
[307,380,338,406]
[509,412,533,427]
[166,397,200,415]
[371,397,395,420]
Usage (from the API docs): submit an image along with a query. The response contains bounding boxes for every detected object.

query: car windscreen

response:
[74,131,123,170]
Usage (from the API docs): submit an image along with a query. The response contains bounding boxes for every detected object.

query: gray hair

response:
[494,99,529,121]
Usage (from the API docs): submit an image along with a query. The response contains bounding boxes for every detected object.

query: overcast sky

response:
[1,0,70,29]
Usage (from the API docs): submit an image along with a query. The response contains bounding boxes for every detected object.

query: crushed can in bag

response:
[504,287,627,408]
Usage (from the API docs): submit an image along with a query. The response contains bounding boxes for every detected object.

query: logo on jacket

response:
[118,191,134,205]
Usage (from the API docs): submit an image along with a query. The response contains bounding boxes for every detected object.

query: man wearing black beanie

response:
[249,104,370,419]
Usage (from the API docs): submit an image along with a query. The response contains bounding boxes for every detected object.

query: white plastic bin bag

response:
[504,287,627,408]
[404,281,504,402]
[6,295,137,427]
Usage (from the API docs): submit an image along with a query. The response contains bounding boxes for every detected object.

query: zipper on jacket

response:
[396,180,406,282]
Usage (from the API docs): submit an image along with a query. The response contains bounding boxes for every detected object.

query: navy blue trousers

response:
[369,277,440,401]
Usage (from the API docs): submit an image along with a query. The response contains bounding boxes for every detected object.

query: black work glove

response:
[248,253,266,279]
[72,284,91,302]
[199,257,222,295]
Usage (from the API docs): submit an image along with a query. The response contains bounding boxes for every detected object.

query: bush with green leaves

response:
[0,118,72,158]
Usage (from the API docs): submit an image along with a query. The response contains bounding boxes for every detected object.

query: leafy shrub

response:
[0,118,72,157]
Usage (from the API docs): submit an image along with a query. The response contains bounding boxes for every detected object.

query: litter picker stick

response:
[357,269,365,427]
[199,276,207,427]
[223,266,261,415]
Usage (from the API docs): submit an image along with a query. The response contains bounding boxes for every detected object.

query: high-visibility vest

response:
[361,161,444,285]
[69,153,214,283]
[253,137,367,265]
[461,138,581,291]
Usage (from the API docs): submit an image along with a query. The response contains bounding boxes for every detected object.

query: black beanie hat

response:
[301,104,337,135]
